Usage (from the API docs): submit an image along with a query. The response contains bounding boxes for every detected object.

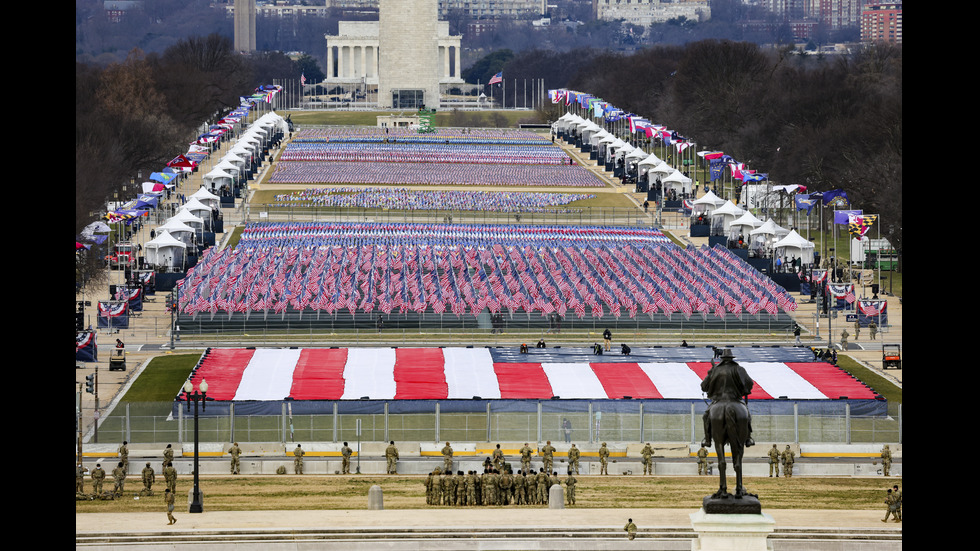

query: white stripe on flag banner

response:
[443,347,501,399]
[740,362,826,399]
[342,348,397,399]
[233,348,302,401]
[638,362,704,399]
[542,363,607,399]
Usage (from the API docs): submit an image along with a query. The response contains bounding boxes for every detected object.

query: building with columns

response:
[324,0,462,109]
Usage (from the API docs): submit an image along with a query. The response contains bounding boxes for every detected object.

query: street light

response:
[183,378,212,513]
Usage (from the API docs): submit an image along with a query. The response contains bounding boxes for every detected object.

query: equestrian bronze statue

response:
[701,349,759,511]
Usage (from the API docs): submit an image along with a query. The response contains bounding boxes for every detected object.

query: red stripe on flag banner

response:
[394,348,448,399]
[591,363,663,399]
[784,363,878,400]
[190,349,256,400]
[493,363,554,399]
[289,348,349,400]
[687,362,773,399]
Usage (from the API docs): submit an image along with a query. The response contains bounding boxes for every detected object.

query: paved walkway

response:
[77,507,895,533]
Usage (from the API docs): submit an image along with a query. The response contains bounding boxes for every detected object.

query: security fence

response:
[93,400,901,446]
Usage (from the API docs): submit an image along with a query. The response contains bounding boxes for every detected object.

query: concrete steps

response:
[77,525,901,550]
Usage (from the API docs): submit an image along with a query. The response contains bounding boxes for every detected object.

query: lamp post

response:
[183,378,211,513]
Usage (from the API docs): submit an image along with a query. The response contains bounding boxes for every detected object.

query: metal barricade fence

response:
[93,402,901,446]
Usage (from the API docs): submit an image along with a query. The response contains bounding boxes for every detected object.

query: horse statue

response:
[701,349,755,500]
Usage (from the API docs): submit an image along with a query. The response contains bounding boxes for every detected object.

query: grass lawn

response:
[74,474,894,513]
[287,110,539,128]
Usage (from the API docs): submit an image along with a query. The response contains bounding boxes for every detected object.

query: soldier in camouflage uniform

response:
[782,445,795,477]
[228,442,242,475]
[112,462,127,497]
[385,441,399,474]
[599,443,610,475]
[520,443,534,473]
[768,444,780,477]
[697,445,709,475]
[91,463,105,495]
[141,462,156,496]
[164,461,177,493]
[641,443,654,475]
[536,469,549,504]
[541,441,556,474]
[513,470,526,505]
[565,471,577,505]
[441,442,454,473]
[568,443,581,474]
[492,444,505,471]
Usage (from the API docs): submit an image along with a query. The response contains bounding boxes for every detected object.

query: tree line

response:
[509,41,901,264]
[76,34,306,237]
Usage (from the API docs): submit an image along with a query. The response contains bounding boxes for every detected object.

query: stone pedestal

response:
[368,485,384,510]
[548,485,564,509]
[690,509,775,551]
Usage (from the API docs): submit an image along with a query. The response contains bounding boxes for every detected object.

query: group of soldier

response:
[766,444,797,477]
[425,467,578,507]
[693,443,798,477]
[76,442,179,501]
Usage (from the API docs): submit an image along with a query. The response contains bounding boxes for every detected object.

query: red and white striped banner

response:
[188,348,877,402]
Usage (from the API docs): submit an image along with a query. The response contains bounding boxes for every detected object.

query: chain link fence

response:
[93,401,901,446]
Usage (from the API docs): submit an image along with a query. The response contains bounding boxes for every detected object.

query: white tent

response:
[189,187,221,209]
[170,210,205,233]
[773,230,814,266]
[177,197,212,227]
[729,211,764,240]
[661,170,692,195]
[749,218,789,256]
[144,230,187,268]
[710,200,744,235]
[203,168,235,193]
[156,218,197,245]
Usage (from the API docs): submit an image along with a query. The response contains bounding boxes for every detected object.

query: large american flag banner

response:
[187,347,879,402]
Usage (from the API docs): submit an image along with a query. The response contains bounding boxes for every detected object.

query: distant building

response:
[594,0,710,28]
[818,0,863,30]
[323,0,463,109]
[324,0,547,18]
[103,1,142,23]
[861,1,902,44]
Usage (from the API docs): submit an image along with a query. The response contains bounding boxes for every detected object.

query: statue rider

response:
[701,349,755,448]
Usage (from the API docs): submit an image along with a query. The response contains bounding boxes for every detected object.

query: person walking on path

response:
[599,442,610,475]
[624,518,637,540]
[697,445,709,475]
[880,445,892,476]
[165,489,177,525]
[882,488,900,522]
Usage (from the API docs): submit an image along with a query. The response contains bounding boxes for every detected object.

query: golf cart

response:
[109,348,127,371]
[882,344,901,370]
